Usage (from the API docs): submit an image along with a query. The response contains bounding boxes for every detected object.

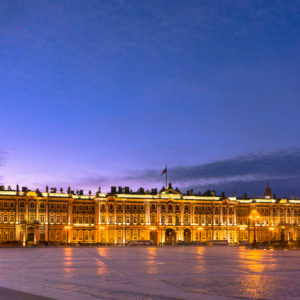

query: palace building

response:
[0,183,299,246]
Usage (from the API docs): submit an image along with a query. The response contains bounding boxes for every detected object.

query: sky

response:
[0,1,300,196]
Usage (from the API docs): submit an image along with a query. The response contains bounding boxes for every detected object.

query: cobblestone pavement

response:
[0,247,300,299]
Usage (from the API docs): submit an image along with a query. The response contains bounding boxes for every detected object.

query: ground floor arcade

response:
[0,224,299,245]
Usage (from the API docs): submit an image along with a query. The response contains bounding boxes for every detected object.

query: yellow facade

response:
[0,184,299,246]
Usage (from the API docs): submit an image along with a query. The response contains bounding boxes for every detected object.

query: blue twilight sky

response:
[0,1,300,196]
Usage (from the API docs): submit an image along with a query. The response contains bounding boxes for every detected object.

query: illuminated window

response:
[85,216,89,224]
[125,215,130,223]
[109,216,113,224]
[40,215,45,223]
[150,214,156,224]
[73,216,77,224]
[63,216,67,224]
[184,215,189,225]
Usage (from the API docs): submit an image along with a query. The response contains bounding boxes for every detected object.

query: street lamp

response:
[249,209,260,247]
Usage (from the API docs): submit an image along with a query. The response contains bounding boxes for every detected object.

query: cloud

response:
[119,148,300,197]
[5,148,300,197]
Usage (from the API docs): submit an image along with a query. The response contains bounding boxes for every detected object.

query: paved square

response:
[0,247,300,299]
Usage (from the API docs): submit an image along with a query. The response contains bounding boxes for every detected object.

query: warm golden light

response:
[150,227,156,230]
[198,227,203,230]
[64,226,72,229]
[249,209,260,221]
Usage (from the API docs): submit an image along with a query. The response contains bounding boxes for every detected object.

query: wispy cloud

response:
[2,148,300,197]
[116,148,300,197]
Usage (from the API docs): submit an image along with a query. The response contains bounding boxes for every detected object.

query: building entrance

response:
[165,228,176,245]
[184,228,191,243]
[27,226,34,242]
[150,231,158,245]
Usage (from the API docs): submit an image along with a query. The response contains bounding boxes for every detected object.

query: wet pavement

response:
[0,246,299,299]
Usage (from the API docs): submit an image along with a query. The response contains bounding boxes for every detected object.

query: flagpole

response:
[166,165,167,188]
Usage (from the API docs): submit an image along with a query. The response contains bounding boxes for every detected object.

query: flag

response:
[161,167,167,175]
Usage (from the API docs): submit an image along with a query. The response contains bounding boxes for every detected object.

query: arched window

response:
[150,214,156,224]
[176,214,180,225]
[184,214,189,225]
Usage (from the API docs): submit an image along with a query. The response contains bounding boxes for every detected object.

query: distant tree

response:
[67,186,71,194]
[46,186,49,193]
[16,184,19,192]
[60,188,63,193]
[89,190,92,196]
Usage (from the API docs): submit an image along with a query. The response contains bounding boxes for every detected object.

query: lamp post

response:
[249,209,260,247]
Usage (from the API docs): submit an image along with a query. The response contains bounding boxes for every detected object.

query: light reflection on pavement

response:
[0,247,299,299]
